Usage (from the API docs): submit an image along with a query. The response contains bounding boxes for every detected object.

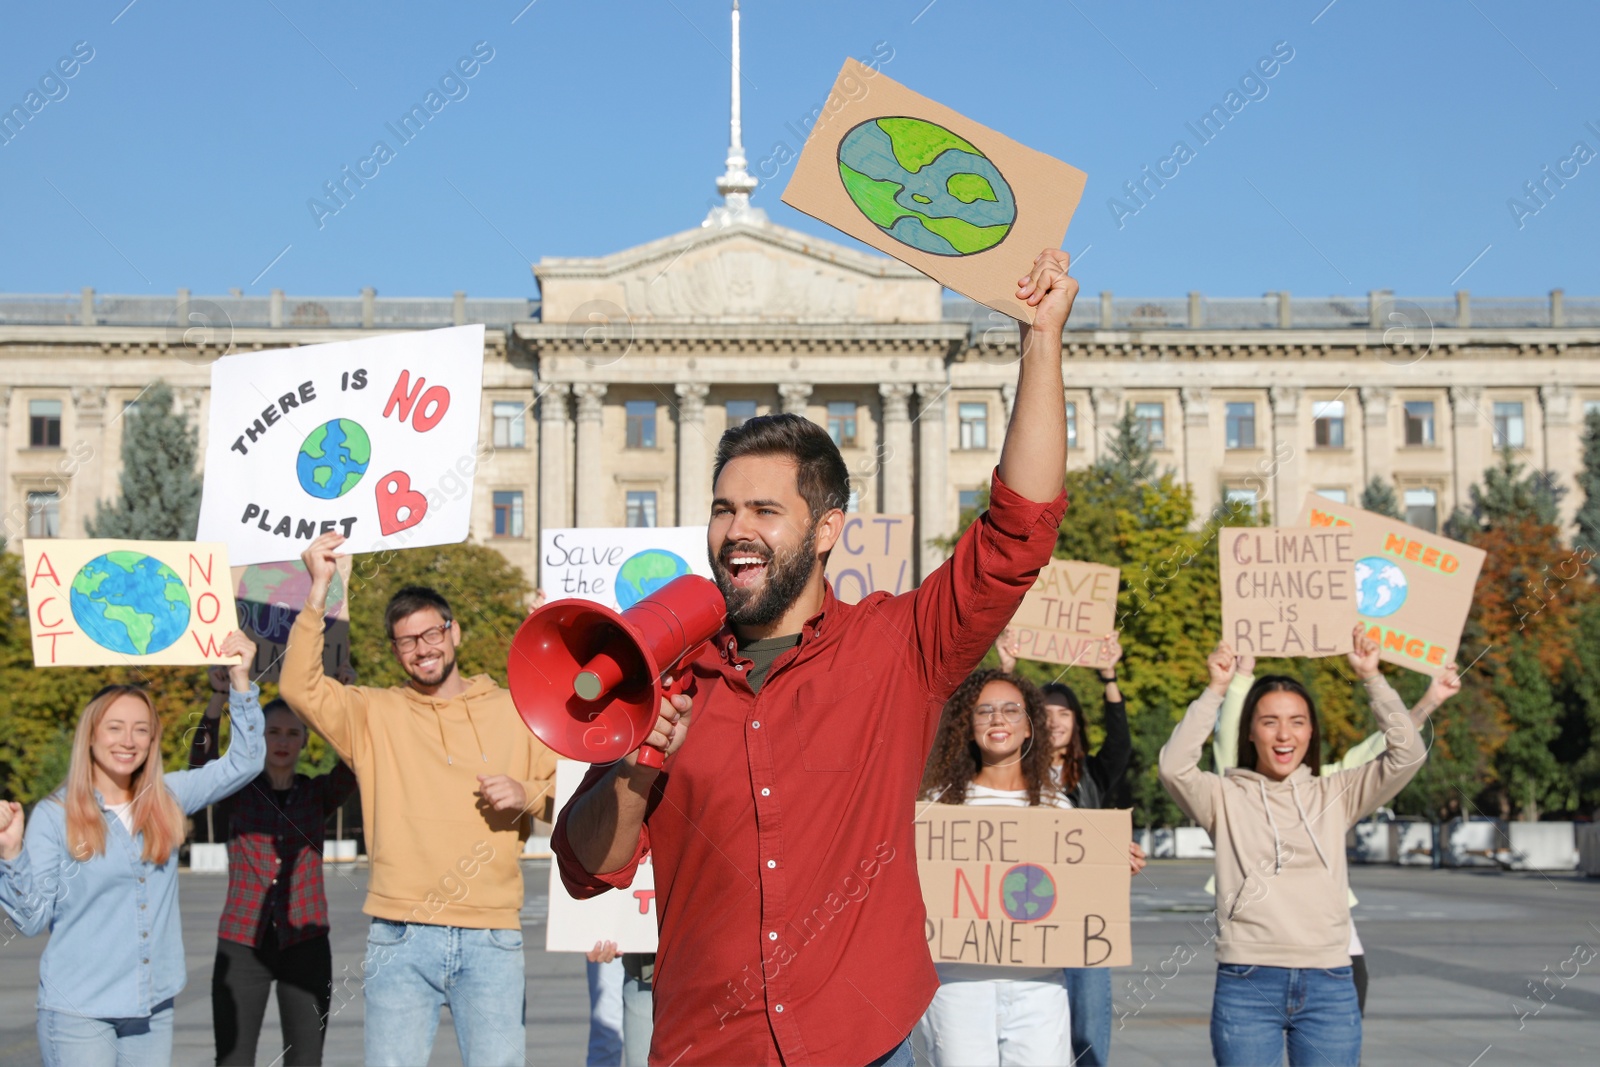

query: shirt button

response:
[775,1004,785,1013]
[761,788,770,797]
[141,931,148,938]
[735,664,745,671]
[751,721,761,729]
[142,958,149,965]
[767,860,776,868]
[768,931,778,941]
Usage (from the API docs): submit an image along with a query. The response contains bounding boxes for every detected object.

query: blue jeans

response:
[585,958,623,1066]
[1210,964,1361,1066]
[1064,966,1112,1065]
[621,969,654,1067]
[362,919,526,1066]
[867,1034,914,1066]
[37,998,174,1067]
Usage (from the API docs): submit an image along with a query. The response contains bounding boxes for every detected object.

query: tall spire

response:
[704,0,766,227]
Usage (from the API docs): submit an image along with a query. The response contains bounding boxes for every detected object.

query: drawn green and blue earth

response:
[296,419,371,500]
[837,116,1016,257]
[615,550,690,610]
[1000,863,1057,922]
[236,561,345,643]
[69,552,191,655]
[1355,556,1408,618]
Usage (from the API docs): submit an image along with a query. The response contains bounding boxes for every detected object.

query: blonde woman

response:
[0,632,263,1067]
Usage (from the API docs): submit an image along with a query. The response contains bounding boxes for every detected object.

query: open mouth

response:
[414,653,442,674]
[985,729,1013,745]
[723,551,770,589]
[1272,745,1297,765]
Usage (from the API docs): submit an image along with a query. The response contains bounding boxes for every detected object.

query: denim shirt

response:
[0,685,264,1019]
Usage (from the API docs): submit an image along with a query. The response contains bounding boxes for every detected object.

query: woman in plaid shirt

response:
[190,665,358,1066]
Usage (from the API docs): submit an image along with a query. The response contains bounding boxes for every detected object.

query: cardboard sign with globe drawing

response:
[23,539,239,667]
[916,804,1130,968]
[233,558,353,683]
[197,325,486,567]
[540,526,715,613]
[1296,493,1487,676]
[781,59,1088,322]
[825,514,915,605]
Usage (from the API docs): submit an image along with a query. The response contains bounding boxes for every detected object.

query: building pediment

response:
[534,220,941,325]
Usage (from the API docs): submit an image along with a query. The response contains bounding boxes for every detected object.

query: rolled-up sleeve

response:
[551,762,657,899]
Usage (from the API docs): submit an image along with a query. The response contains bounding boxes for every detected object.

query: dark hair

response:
[712,413,850,520]
[1237,675,1322,777]
[1040,683,1086,793]
[384,585,453,639]
[921,668,1062,807]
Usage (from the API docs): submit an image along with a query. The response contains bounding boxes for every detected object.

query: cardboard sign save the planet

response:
[825,514,915,605]
[232,558,353,683]
[196,325,486,567]
[540,526,716,613]
[546,760,658,952]
[23,539,239,667]
[1219,527,1356,658]
[1009,559,1120,667]
[1296,494,1486,676]
[781,58,1088,322]
[917,804,1131,968]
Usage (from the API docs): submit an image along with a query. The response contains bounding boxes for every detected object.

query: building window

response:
[958,402,989,450]
[626,490,657,528]
[492,402,526,449]
[827,401,858,448]
[1224,487,1258,516]
[26,491,60,537]
[1313,400,1346,448]
[1066,402,1077,450]
[1316,488,1348,504]
[1493,401,1525,448]
[492,491,524,538]
[625,400,656,449]
[29,399,62,448]
[1585,399,1600,420]
[726,399,757,428]
[958,489,982,526]
[1134,402,1165,449]
[1405,488,1438,533]
[1225,402,1256,450]
[1404,401,1435,446]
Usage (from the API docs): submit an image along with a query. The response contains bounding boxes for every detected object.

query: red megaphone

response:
[507,575,727,768]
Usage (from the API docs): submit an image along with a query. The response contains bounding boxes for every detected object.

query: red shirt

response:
[553,470,1066,1066]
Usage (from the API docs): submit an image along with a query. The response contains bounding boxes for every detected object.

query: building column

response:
[0,389,12,537]
[1000,382,1017,423]
[1090,386,1124,465]
[1269,385,1302,521]
[1360,385,1394,494]
[572,383,608,527]
[916,381,949,581]
[1181,386,1212,519]
[1448,385,1485,518]
[675,383,711,525]
[778,383,812,418]
[878,384,914,515]
[1540,383,1579,531]
[537,382,571,536]
[70,387,109,534]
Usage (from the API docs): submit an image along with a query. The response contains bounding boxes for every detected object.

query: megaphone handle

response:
[636,743,666,769]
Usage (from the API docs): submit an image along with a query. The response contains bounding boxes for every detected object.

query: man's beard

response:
[405,645,458,688]
[711,523,819,628]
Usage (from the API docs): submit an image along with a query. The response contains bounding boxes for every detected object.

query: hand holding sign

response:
[1017,249,1080,340]
[221,630,257,690]
[1207,642,1238,695]
[1346,623,1381,681]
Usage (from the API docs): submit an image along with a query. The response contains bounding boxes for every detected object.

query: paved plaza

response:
[1,859,1594,1065]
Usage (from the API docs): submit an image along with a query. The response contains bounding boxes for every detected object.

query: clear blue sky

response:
[2,0,1596,300]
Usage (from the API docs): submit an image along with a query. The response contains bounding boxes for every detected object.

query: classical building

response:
[4,10,1599,587]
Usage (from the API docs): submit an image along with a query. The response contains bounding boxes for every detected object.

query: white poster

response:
[546,760,659,952]
[197,326,486,566]
[540,525,713,610]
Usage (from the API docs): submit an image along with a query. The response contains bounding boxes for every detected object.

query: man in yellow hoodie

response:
[281,531,556,1066]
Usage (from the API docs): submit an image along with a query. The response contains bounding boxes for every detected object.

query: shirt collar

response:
[716,583,834,662]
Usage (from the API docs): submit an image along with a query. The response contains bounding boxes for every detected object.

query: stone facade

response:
[4,217,1598,590]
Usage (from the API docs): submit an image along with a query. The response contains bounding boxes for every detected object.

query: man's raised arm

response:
[1000,249,1077,502]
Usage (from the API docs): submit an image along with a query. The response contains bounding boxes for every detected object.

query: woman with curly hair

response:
[914,667,1074,1065]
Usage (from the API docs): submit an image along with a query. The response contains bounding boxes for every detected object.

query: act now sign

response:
[1296,493,1486,675]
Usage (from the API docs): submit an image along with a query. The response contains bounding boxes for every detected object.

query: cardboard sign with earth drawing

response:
[197,325,486,567]
[546,759,657,952]
[1296,493,1487,676]
[540,526,715,612]
[781,58,1088,322]
[824,514,915,605]
[23,539,239,667]
[232,558,353,683]
[1008,559,1120,668]
[1219,527,1357,658]
[917,804,1131,968]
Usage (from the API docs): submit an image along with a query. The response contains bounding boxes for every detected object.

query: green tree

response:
[1359,476,1402,519]
[1576,408,1600,573]
[86,381,202,540]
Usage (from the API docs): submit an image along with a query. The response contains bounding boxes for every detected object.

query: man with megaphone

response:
[552,250,1077,1067]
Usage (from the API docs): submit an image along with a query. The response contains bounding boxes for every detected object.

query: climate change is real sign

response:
[198,326,485,567]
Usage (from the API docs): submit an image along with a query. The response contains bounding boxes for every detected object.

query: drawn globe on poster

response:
[1000,863,1057,922]
[296,419,371,500]
[837,116,1017,257]
[70,552,192,655]
[615,550,691,610]
[1355,556,1408,618]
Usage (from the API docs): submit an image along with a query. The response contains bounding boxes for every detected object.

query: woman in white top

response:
[915,668,1073,1066]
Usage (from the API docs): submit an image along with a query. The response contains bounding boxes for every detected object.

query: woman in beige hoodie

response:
[1159,625,1459,1066]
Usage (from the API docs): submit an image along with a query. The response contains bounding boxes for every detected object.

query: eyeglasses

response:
[392,621,452,654]
[973,702,1026,723]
